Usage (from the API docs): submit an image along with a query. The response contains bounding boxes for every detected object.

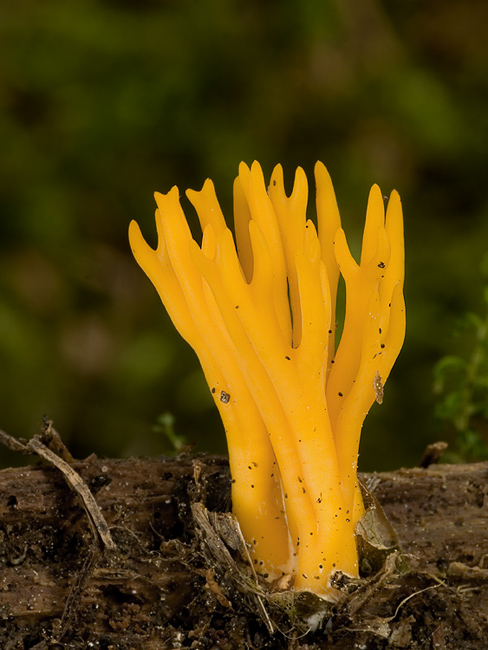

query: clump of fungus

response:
[129,161,405,598]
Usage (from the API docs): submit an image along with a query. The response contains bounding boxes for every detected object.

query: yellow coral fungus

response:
[129,161,405,597]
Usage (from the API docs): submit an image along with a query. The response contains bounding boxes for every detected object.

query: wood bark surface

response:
[0,454,487,649]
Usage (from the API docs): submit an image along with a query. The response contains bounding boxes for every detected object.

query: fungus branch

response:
[129,161,405,597]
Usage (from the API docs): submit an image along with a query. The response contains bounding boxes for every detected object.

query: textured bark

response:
[0,455,487,649]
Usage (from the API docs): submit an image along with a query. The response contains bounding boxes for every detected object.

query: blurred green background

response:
[1,0,488,471]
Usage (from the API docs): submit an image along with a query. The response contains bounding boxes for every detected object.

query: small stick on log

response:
[0,427,117,648]
[0,427,116,553]
[26,437,116,553]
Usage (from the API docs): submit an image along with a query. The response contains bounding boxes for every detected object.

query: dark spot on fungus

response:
[220,390,230,403]
[338,392,343,397]
[285,356,291,360]
[378,261,386,268]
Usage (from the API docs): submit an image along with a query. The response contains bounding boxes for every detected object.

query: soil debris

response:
[0,432,487,648]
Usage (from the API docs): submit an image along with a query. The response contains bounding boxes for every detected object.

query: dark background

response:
[1,0,488,470]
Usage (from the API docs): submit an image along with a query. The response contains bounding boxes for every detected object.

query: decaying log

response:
[0,454,487,649]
